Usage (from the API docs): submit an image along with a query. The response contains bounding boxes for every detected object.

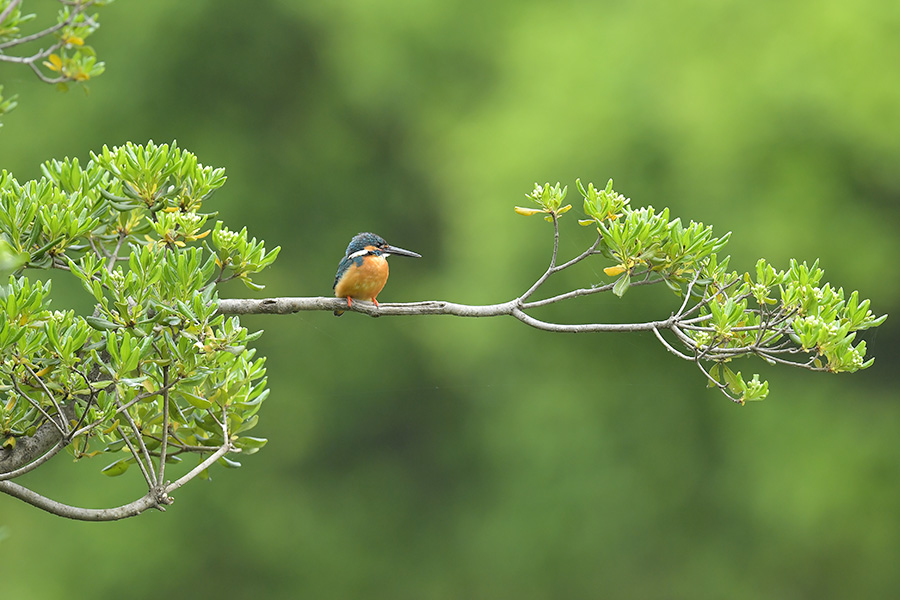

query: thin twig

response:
[10,377,67,437]
[156,366,169,487]
[552,234,602,272]
[679,277,744,319]
[107,232,126,273]
[21,363,70,435]
[519,211,561,302]
[521,271,662,309]
[674,270,703,318]
[694,360,742,404]
[115,423,154,489]
[652,327,694,361]
[113,388,157,487]
[0,1,98,51]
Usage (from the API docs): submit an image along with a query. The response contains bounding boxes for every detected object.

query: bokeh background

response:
[2,1,899,598]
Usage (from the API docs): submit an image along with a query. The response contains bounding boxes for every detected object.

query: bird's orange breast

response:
[334,255,389,301]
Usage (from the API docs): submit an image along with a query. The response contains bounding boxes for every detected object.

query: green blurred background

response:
[2,1,899,598]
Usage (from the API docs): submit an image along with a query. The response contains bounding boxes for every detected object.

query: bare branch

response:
[522,271,661,309]
[0,436,234,521]
[519,211,561,302]
[0,479,163,521]
[0,438,232,521]
[217,296,517,317]
[554,234,602,271]
[674,270,703,318]
[0,1,98,51]
[652,327,694,361]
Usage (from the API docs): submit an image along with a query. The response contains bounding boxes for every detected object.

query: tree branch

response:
[0,1,98,51]
[0,440,232,521]
[0,417,69,479]
[218,296,677,332]
[217,296,518,317]
[0,479,163,520]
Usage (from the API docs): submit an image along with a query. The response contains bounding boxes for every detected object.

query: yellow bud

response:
[604,265,627,277]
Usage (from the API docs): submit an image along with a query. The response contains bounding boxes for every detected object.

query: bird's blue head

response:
[344,232,421,259]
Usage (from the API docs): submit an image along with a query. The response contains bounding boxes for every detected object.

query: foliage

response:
[517,179,886,403]
[0,0,110,126]
[0,141,279,515]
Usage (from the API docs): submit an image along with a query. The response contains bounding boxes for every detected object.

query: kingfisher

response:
[332,232,421,316]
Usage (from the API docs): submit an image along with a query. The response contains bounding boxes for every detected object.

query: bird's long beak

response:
[384,244,422,258]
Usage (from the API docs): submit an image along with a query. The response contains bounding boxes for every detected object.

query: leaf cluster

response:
[0,141,278,480]
[516,178,886,403]
[0,0,111,124]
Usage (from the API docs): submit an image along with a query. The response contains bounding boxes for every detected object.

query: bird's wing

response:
[333,257,349,290]
[334,255,360,290]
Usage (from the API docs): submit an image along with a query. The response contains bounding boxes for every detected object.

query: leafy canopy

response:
[0,141,279,479]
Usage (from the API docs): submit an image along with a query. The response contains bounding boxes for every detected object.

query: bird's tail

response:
[334,296,350,316]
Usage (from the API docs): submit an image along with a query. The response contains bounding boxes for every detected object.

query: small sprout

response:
[519,183,569,219]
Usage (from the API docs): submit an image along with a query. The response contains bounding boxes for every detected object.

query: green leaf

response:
[101,457,132,477]
[218,456,242,469]
[240,277,266,291]
[612,272,631,298]
[233,436,267,452]
[0,239,28,276]
[180,390,212,410]
[85,316,121,330]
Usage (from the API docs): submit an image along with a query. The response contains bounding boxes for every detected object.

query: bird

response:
[332,232,421,316]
